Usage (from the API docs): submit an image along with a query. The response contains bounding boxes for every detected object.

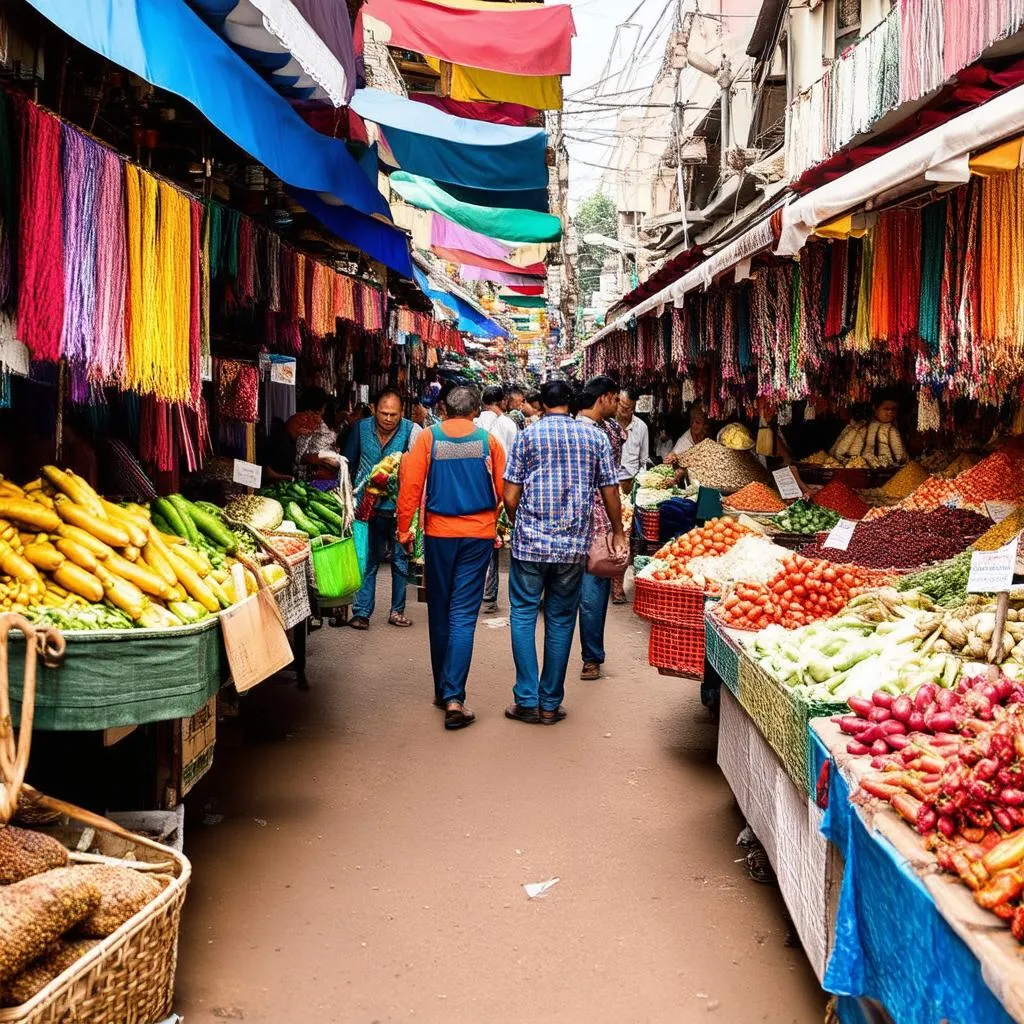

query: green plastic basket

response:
[310,534,362,601]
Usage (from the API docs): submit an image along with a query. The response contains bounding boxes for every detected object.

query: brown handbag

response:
[586,530,628,578]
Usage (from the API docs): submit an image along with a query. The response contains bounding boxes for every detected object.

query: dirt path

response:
[176,583,824,1023]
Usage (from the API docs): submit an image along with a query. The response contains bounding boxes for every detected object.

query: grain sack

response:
[678,439,771,494]
[0,868,100,983]
[74,866,162,938]
[0,938,98,1007]
[0,826,68,885]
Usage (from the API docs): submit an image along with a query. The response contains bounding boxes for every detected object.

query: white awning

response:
[778,80,1024,255]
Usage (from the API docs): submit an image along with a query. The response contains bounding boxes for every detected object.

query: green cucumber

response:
[309,502,343,530]
[286,501,321,537]
[152,497,189,540]
[186,500,238,554]
[167,495,201,546]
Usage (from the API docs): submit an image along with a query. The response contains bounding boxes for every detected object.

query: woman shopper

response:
[576,376,625,681]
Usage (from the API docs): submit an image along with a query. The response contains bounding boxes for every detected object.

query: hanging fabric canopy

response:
[425,57,562,109]
[433,179,549,214]
[506,284,545,296]
[431,216,512,261]
[187,0,355,106]
[350,87,547,191]
[391,172,560,242]
[434,246,546,277]
[458,265,544,286]
[357,0,574,77]
[409,94,537,127]
[500,294,546,309]
[26,0,390,222]
[412,266,508,338]
[289,189,413,278]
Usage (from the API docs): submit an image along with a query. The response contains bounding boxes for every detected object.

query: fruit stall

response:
[632,441,1024,1021]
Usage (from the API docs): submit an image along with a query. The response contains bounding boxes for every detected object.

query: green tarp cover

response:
[501,294,546,308]
[7,620,225,731]
[390,171,562,243]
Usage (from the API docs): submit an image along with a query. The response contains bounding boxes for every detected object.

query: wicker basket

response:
[633,577,705,626]
[705,612,741,698]
[737,651,846,795]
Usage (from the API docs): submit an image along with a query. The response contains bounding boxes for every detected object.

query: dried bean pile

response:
[678,439,771,494]
[801,507,990,569]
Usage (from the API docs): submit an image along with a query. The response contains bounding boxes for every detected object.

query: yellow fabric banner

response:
[425,56,562,109]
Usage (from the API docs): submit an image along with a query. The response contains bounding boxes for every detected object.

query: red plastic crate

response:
[636,506,661,542]
[633,576,705,627]
[648,621,705,677]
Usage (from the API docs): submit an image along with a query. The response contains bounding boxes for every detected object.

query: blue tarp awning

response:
[26,0,387,223]
[412,267,507,339]
[350,88,547,192]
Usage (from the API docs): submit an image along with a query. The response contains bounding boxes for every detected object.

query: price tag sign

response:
[773,466,802,500]
[232,459,262,489]
[986,501,1016,523]
[359,384,370,404]
[967,536,1020,594]
[823,519,857,551]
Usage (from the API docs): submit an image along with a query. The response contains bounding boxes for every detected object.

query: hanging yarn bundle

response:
[917,198,945,357]
[16,97,64,361]
[978,167,1024,370]
[0,94,15,306]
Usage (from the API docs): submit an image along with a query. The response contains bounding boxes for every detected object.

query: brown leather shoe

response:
[540,706,568,725]
[504,703,540,724]
[580,662,601,681]
[444,702,476,730]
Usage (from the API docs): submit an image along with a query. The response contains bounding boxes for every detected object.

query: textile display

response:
[423,57,562,109]
[430,215,513,261]
[432,245,546,278]
[408,94,538,126]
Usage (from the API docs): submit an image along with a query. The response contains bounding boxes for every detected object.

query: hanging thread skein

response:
[92,148,127,385]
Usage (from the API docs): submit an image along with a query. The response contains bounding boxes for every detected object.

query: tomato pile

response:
[716,553,884,631]
[955,451,1024,504]
[654,518,752,565]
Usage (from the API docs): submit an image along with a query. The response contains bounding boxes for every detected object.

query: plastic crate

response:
[737,652,846,795]
[633,576,705,626]
[636,506,661,542]
[648,621,705,677]
[705,612,741,698]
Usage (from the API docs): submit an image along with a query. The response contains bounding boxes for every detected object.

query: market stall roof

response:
[431,179,550,214]
[187,0,356,106]
[433,246,546,278]
[350,87,548,192]
[778,79,1024,255]
[391,172,561,243]
[26,0,391,222]
[356,0,575,77]
[458,265,542,286]
[431,215,512,261]
[409,94,538,127]
[412,264,509,339]
[423,57,563,110]
[606,246,705,320]
[501,294,546,309]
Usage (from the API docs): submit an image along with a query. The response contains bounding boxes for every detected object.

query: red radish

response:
[839,716,870,734]
[870,739,890,756]
[868,707,891,723]
[936,689,957,712]
[859,725,883,744]
[870,756,887,769]
[881,720,906,735]
[888,734,911,751]
[1001,789,1024,806]
[872,691,893,708]
[916,684,937,711]
[891,696,913,723]
[909,712,926,732]
[847,741,870,756]
[929,712,956,733]
[848,696,874,717]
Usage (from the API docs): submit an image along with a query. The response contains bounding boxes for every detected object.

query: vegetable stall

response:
[631,438,1024,1021]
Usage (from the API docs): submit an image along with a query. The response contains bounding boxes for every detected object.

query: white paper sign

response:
[636,394,654,414]
[986,501,1016,524]
[967,536,1020,594]
[270,358,296,385]
[359,384,370,404]
[0,337,29,377]
[232,459,262,489]
[823,519,857,551]
[773,467,802,500]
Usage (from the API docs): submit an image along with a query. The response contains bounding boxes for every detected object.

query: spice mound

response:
[722,482,786,513]
[811,480,869,521]
[678,439,770,493]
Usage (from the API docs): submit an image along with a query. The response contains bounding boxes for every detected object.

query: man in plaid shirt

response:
[502,380,627,725]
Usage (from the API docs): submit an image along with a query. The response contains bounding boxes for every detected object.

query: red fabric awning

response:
[796,54,1024,192]
[409,94,539,127]
[506,284,545,295]
[355,0,575,77]
[434,245,547,277]
[614,246,704,308]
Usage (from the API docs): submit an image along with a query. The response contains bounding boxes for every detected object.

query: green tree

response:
[573,190,617,300]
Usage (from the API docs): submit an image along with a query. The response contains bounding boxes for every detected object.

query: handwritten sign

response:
[967,536,1020,594]
[986,501,1016,524]
[823,519,857,551]
[270,357,296,385]
[773,466,802,500]
[232,459,262,489]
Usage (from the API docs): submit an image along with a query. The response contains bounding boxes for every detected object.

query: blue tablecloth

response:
[810,733,1014,1024]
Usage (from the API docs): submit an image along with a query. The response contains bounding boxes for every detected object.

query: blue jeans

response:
[578,572,611,665]
[509,557,584,712]
[484,549,499,603]
[352,514,408,621]
[424,536,493,704]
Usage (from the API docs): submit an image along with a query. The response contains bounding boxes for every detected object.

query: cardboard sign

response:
[179,697,216,798]
[967,536,1020,594]
[270,357,296,385]
[220,589,293,694]
[773,466,802,500]
[823,519,857,551]
[986,501,1016,524]
[232,459,262,489]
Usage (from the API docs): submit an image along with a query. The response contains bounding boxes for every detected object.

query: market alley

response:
[175,587,824,1023]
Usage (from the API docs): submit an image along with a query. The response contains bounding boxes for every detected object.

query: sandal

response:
[349,617,370,631]
[444,703,476,730]
[388,612,413,627]
[504,703,540,724]
[540,706,568,725]
[580,662,601,681]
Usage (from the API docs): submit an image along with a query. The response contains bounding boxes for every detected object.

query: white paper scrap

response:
[523,877,560,899]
